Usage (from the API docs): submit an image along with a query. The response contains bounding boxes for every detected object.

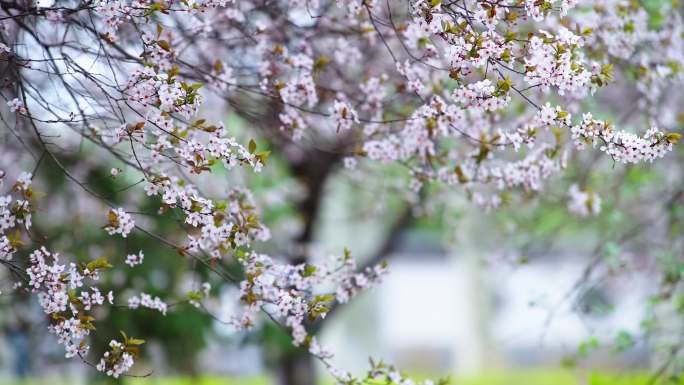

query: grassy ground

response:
[457,369,658,385]
[0,370,671,385]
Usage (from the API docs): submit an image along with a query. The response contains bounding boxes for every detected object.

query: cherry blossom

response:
[128,293,168,315]
[7,98,26,114]
[331,100,360,131]
[96,339,137,379]
[104,208,135,238]
[125,250,144,267]
[0,0,681,382]
[568,184,601,217]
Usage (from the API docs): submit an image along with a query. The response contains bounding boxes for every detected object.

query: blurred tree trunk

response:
[277,350,317,385]
[249,104,416,384]
[274,144,416,385]
[275,146,339,385]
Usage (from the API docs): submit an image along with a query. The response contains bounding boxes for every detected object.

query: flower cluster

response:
[331,100,360,131]
[571,114,678,164]
[7,98,26,114]
[104,208,135,238]
[452,79,510,112]
[126,70,201,119]
[328,356,443,385]
[96,338,139,379]
[128,293,168,315]
[523,29,591,95]
[125,250,144,267]
[0,172,33,261]
[567,184,601,217]
[145,179,270,259]
[26,247,115,359]
[229,249,387,375]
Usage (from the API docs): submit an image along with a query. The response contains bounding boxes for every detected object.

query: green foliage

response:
[577,336,601,357]
[612,331,635,353]
[456,370,672,385]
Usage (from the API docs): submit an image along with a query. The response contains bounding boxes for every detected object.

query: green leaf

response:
[666,132,681,144]
[187,291,203,301]
[302,264,317,277]
[127,338,146,346]
[314,55,331,71]
[314,294,335,303]
[157,40,171,51]
[86,257,112,271]
[577,336,600,357]
[613,331,634,352]
[168,65,180,79]
[256,150,271,165]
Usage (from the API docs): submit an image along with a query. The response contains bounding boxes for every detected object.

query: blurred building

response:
[321,228,654,377]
